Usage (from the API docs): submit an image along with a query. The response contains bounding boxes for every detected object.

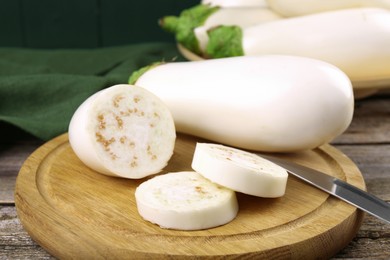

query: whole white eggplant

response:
[266,0,390,17]
[129,56,354,152]
[205,8,390,84]
[202,0,268,7]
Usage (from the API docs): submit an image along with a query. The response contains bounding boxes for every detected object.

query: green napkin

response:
[0,42,182,141]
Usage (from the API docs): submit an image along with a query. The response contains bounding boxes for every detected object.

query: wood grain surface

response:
[2,94,390,259]
[14,133,366,259]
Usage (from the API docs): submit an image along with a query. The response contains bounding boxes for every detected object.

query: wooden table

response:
[1,92,389,259]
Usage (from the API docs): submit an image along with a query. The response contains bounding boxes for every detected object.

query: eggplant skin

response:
[133,55,354,152]
[266,0,390,17]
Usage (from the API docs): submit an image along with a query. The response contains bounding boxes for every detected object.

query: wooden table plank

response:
[0,126,43,203]
[0,206,55,259]
[335,144,390,183]
[333,95,390,144]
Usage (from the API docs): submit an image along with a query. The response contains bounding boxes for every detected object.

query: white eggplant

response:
[205,8,390,84]
[68,84,176,179]
[202,0,268,7]
[135,171,238,230]
[129,55,354,152]
[266,0,390,17]
[160,4,280,55]
[192,143,288,198]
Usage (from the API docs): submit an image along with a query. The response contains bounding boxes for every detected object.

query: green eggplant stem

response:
[159,4,219,56]
[159,16,179,34]
[205,25,244,59]
[128,62,163,85]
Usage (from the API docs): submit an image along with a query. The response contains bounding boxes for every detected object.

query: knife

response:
[259,154,390,224]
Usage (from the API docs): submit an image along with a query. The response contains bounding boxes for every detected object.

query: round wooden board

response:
[15,133,366,259]
[177,44,390,99]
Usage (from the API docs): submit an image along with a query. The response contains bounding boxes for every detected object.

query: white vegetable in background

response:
[194,7,281,52]
[266,0,390,17]
[202,0,268,7]
[129,55,354,152]
[68,84,176,179]
[192,143,288,198]
[160,4,280,56]
[205,8,390,84]
[135,171,239,230]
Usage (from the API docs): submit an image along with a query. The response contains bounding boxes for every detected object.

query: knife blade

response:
[259,154,390,224]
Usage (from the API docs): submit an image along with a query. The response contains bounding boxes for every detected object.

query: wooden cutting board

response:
[15,133,365,259]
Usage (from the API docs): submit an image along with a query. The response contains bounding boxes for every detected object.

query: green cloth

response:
[0,43,182,140]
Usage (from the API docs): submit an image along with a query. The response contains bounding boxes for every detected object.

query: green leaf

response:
[205,25,244,59]
[160,5,219,55]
